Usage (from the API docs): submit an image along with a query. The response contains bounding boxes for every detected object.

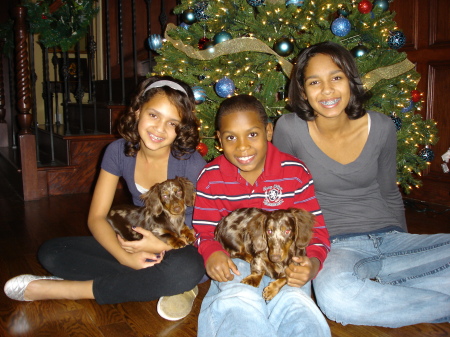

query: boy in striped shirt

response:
[193,95,330,337]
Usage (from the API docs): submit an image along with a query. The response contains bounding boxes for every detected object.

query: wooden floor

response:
[0,175,449,337]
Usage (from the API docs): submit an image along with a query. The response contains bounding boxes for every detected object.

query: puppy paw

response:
[241,273,264,288]
[180,227,196,244]
[262,285,278,301]
[168,238,188,249]
[262,279,286,300]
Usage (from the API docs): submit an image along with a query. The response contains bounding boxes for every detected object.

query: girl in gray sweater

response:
[273,41,450,328]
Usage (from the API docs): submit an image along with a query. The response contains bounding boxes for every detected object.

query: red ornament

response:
[411,90,421,103]
[198,37,211,50]
[196,142,208,156]
[41,14,48,19]
[358,0,373,14]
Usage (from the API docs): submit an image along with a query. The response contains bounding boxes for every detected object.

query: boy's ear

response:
[266,122,274,142]
[216,131,223,147]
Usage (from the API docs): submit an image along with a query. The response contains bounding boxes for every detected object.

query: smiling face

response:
[136,93,181,154]
[217,109,273,185]
[303,53,351,120]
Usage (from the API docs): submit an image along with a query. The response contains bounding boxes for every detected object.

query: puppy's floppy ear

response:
[290,208,315,250]
[248,210,268,253]
[176,176,195,206]
[144,182,164,215]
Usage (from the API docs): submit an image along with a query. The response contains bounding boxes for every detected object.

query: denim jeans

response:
[313,231,450,327]
[198,259,330,337]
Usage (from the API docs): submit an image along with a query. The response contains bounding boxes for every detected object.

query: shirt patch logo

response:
[264,184,284,207]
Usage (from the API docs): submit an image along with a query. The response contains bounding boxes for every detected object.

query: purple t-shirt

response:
[101,138,206,227]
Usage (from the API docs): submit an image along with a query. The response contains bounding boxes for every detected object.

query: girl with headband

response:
[4,76,207,321]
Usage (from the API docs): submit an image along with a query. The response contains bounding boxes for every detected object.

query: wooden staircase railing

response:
[12,6,45,200]
[0,0,177,201]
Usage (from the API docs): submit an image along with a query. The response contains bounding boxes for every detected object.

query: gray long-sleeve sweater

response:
[273,110,407,239]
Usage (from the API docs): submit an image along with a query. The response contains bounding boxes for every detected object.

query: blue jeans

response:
[313,231,450,327]
[198,259,330,337]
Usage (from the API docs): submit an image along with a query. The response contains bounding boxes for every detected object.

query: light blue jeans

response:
[313,230,450,328]
[198,259,330,337]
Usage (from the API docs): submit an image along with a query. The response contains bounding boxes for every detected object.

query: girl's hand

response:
[206,251,240,282]
[285,256,320,287]
[119,251,165,270]
[117,226,172,254]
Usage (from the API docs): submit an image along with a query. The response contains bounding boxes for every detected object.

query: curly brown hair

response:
[116,76,200,158]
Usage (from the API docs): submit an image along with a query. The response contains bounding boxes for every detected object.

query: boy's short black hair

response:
[288,41,370,121]
[215,94,269,131]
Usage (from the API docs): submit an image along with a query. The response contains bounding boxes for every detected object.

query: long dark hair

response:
[117,76,200,158]
[288,41,370,121]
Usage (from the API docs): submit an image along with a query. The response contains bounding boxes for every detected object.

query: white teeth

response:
[320,98,339,106]
[238,156,253,161]
[150,133,163,141]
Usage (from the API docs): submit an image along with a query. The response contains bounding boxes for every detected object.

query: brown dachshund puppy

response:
[107,176,196,249]
[215,207,315,300]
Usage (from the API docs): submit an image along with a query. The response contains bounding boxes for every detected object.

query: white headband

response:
[143,80,188,96]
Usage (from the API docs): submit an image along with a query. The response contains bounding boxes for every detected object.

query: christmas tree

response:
[149,0,438,193]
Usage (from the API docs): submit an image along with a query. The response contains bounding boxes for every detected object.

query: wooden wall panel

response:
[429,0,450,47]
[391,0,419,50]
[392,0,450,206]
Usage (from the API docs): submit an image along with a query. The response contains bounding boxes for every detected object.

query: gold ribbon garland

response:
[164,23,415,90]
[361,58,415,90]
[164,23,294,76]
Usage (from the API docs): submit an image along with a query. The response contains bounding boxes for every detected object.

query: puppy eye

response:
[267,229,273,235]
[162,195,169,199]
[285,230,291,235]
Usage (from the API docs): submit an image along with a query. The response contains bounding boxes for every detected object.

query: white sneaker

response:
[157,286,199,321]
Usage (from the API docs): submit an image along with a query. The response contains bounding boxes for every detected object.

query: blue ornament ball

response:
[286,0,304,6]
[148,34,163,51]
[247,0,265,7]
[388,31,406,49]
[400,99,414,113]
[194,2,209,21]
[215,77,235,98]
[179,22,190,30]
[419,147,435,162]
[331,17,351,37]
[203,41,215,53]
[373,0,389,12]
[182,9,196,25]
[213,31,232,45]
[351,44,369,58]
[273,37,294,57]
[193,86,207,104]
[391,115,402,131]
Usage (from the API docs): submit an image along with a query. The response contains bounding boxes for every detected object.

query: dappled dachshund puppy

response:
[215,207,315,300]
[107,176,196,249]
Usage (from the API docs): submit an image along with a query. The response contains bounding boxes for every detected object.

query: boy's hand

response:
[285,256,320,287]
[206,251,240,282]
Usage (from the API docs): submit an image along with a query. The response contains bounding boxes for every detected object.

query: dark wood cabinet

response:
[392,0,450,206]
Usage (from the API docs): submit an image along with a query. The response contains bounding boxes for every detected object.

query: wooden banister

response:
[12,6,46,200]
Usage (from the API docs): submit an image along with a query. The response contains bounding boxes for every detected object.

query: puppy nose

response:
[173,205,182,213]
